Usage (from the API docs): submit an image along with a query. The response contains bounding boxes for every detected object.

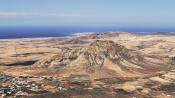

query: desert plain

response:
[0,32,175,98]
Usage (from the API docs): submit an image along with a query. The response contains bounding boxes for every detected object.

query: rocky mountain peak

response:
[34,40,130,69]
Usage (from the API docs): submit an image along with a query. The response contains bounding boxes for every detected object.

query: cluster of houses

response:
[0,73,92,98]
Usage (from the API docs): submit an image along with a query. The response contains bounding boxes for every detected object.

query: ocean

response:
[0,26,174,39]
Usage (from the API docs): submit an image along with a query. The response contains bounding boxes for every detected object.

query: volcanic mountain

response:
[34,40,172,78]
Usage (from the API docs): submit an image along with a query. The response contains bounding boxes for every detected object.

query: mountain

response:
[34,40,173,78]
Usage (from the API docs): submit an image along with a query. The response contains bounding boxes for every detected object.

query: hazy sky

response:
[0,0,175,28]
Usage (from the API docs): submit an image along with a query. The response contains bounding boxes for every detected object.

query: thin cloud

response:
[0,11,120,20]
[0,12,84,19]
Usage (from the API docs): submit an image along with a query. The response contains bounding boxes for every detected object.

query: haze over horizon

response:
[0,0,175,29]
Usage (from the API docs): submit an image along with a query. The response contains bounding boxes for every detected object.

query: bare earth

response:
[0,32,175,98]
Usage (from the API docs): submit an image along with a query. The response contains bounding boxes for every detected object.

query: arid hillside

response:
[34,40,173,78]
[0,32,175,98]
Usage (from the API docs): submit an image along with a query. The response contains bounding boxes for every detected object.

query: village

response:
[0,72,93,98]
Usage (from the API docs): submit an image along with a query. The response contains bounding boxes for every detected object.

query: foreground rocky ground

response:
[0,32,175,98]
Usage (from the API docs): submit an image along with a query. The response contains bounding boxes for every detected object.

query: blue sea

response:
[0,26,175,39]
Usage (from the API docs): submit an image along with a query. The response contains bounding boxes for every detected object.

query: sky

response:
[0,0,175,28]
